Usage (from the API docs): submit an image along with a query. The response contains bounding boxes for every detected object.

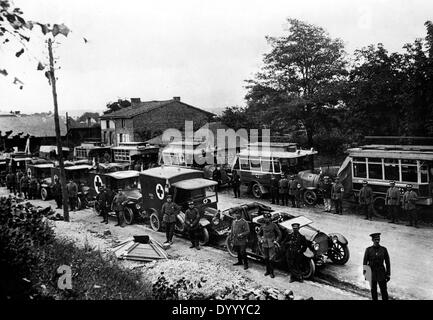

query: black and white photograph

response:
[1,0,432,308]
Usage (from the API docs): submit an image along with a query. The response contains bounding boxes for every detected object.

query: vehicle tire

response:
[251,182,263,199]
[225,236,237,258]
[199,228,210,246]
[124,207,134,225]
[175,213,185,233]
[373,197,387,218]
[303,190,317,206]
[150,212,161,231]
[286,253,315,279]
[94,201,101,216]
[329,242,350,265]
[41,187,48,201]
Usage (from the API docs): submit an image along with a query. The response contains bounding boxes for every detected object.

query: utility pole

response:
[48,38,70,222]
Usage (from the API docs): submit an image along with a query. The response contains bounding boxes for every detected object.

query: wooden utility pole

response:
[48,38,70,222]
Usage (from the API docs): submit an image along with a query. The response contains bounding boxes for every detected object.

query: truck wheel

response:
[199,228,210,246]
[329,242,350,265]
[303,190,317,206]
[150,213,161,231]
[124,207,134,225]
[40,188,48,201]
[373,197,387,218]
[251,183,263,199]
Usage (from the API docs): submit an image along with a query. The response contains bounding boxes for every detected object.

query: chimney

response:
[131,98,141,107]
[173,96,181,102]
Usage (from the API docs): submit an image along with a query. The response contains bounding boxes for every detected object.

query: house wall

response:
[132,102,210,142]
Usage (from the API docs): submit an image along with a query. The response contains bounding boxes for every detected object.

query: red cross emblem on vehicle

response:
[94,175,103,194]
[156,183,165,200]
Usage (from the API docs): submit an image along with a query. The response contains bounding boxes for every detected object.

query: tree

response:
[104,99,131,114]
[245,18,348,146]
[77,112,100,123]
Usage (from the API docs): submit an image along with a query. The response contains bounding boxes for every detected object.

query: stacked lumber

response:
[112,236,168,262]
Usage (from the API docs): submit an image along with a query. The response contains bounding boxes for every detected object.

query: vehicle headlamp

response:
[312,241,320,251]
[212,216,220,225]
[136,203,141,210]
[332,236,338,243]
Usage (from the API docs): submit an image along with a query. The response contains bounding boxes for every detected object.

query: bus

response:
[232,142,318,199]
[111,142,159,168]
[338,144,433,215]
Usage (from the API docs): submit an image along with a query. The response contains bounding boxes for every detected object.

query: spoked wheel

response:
[329,242,350,265]
[303,190,317,206]
[251,183,263,199]
[40,188,48,201]
[150,212,161,231]
[124,207,134,225]
[225,236,237,258]
[199,228,210,246]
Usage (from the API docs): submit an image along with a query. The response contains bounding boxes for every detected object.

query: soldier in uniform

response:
[278,174,288,206]
[321,176,332,212]
[288,175,298,207]
[270,174,279,205]
[231,169,241,198]
[230,210,250,270]
[16,169,23,197]
[97,185,109,224]
[363,233,390,300]
[19,173,29,199]
[29,175,39,200]
[285,222,308,282]
[66,179,79,211]
[359,180,374,220]
[212,166,222,191]
[402,184,419,228]
[331,177,344,215]
[258,211,282,278]
[294,182,303,208]
[52,178,62,209]
[161,195,181,244]
[185,200,201,250]
[6,171,16,195]
[385,181,400,223]
[112,188,127,227]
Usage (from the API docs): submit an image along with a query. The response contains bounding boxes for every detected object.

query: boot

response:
[244,262,248,270]
[264,259,270,276]
[269,261,275,278]
[289,274,295,283]
[233,259,243,266]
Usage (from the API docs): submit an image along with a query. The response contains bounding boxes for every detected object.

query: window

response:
[368,163,383,180]
[273,160,281,173]
[353,162,367,178]
[119,133,123,143]
[250,157,261,171]
[261,160,272,173]
[121,119,126,128]
[113,149,130,162]
[384,159,399,181]
[75,148,88,160]
[106,120,110,129]
[401,165,417,182]
[420,165,428,183]
[240,158,249,171]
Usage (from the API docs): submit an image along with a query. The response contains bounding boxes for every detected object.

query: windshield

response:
[114,177,139,190]
[174,185,217,206]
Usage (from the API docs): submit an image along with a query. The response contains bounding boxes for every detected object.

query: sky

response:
[0,0,432,116]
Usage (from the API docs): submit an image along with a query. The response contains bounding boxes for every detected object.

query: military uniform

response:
[52,180,62,209]
[185,205,201,249]
[259,218,282,277]
[279,176,288,206]
[288,177,298,207]
[112,191,128,227]
[270,175,279,205]
[359,183,374,220]
[402,188,418,227]
[363,235,390,300]
[231,217,250,268]
[96,187,110,223]
[231,171,241,198]
[19,175,29,199]
[294,184,303,208]
[322,179,332,212]
[385,184,400,223]
[161,200,181,243]
[29,177,39,200]
[6,172,16,195]
[285,225,308,281]
[66,180,79,211]
[331,181,344,214]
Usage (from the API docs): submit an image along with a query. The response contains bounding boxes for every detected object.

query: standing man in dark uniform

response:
[66,179,79,211]
[331,177,344,215]
[19,173,29,199]
[288,175,298,207]
[231,169,241,198]
[29,175,39,200]
[270,174,279,205]
[52,178,62,209]
[112,188,127,227]
[212,166,222,191]
[402,184,419,228]
[363,233,391,300]
[161,195,181,244]
[385,181,400,223]
[321,176,332,213]
[185,200,201,250]
[285,223,308,282]
[16,169,23,198]
[6,171,16,195]
[230,210,250,270]
[258,211,282,278]
[97,185,109,224]
[359,180,374,220]
[278,174,288,206]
